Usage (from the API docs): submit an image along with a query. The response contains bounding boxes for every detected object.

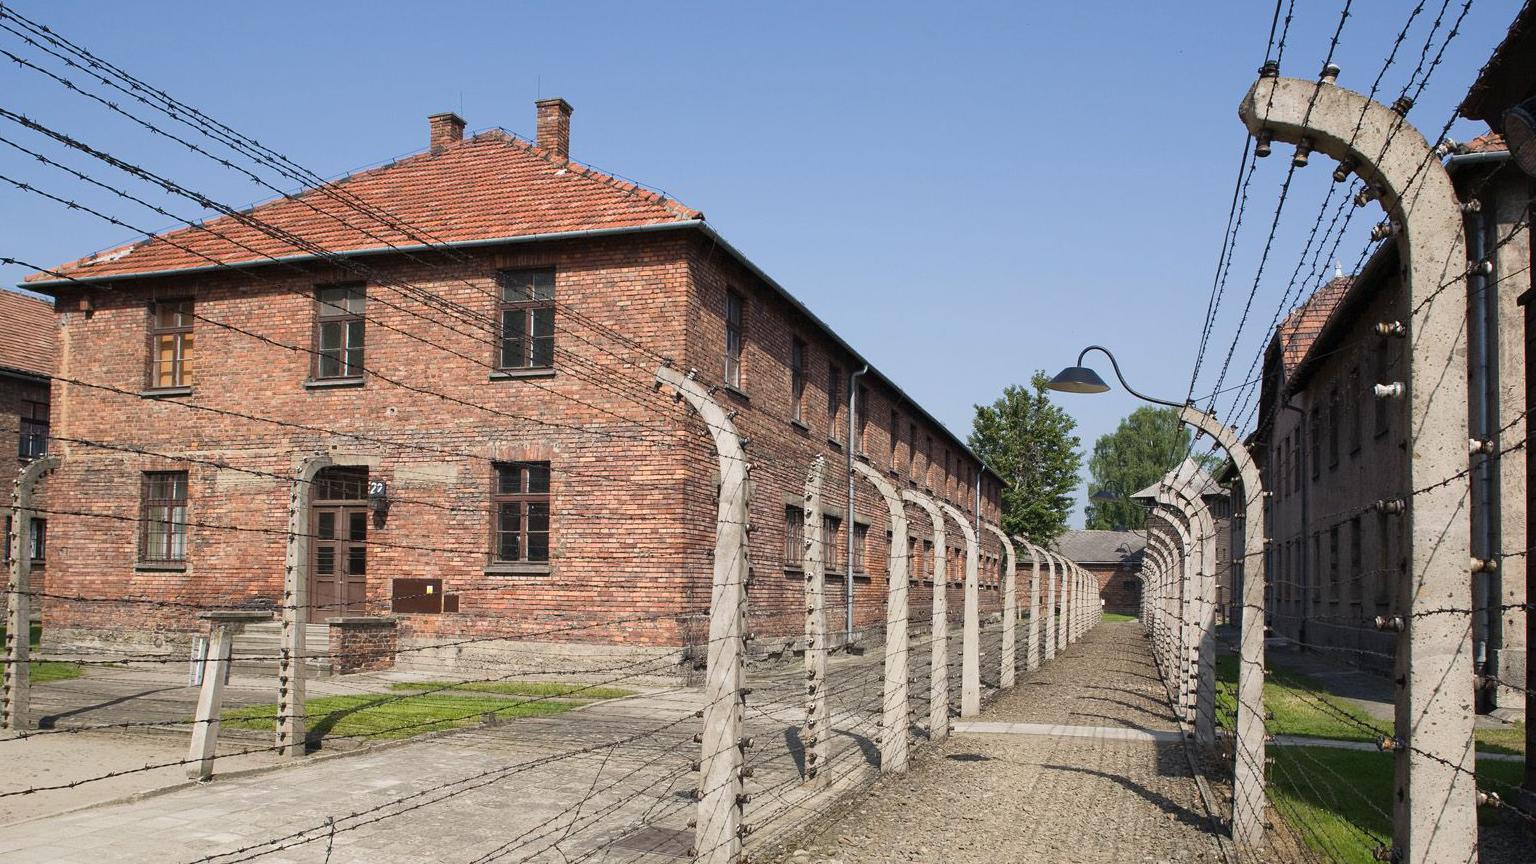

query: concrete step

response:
[229,622,331,677]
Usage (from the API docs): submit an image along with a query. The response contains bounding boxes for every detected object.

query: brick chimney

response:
[535,98,573,160]
[428,112,465,153]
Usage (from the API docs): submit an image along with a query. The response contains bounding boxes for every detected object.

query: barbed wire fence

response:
[0,5,1105,863]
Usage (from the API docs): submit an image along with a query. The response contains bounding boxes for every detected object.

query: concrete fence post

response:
[2,454,58,732]
[656,367,750,864]
[801,456,829,783]
[188,610,270,780]
[1167,482,1219,752]
[851,462,910,773]
[1240,74,1473,863]
[1043,551,1059,662]
[277,453,332,758]
[985,525,1016,688]
[903,489,947,739]
[1056,553,1070,652]
[938,502,980,717]
[1156,493,1203,733]
[1017,537,1043,672]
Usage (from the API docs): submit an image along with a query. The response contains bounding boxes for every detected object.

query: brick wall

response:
[39,228,1007,661]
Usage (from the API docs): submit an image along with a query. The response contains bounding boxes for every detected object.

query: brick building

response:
[0,288,55,614]
[24,101,1006,669]
[1252,132,1529,710]
[1053,529,1145,615]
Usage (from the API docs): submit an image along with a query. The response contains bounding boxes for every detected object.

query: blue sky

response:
[0,0,1522,524]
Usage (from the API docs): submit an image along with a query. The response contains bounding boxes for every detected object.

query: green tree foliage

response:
[968,373,1082,545]
[1084,406,1205,530]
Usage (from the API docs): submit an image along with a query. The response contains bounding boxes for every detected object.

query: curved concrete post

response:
[1148,514,1192,702]
[802,456,829,783]
[1042,550,1059,662]
[277,452,333,757]
[657,366,750,864]
[937,502,980,717]
[902,489,948,740]
[3,454,59,731]
[1165,481,1219,752]
[984,524,1017,687]
[851,461,910,774]
[1154,494,1203,733]
[1015,536,1043,672]
[1055,552,1070,652]
[1239,73,1474,860]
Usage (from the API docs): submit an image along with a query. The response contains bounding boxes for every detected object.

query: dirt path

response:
[768,621,1225,864]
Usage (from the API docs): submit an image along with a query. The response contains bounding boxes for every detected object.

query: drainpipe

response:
[1468,201,1493,699]
[847,364,868,647]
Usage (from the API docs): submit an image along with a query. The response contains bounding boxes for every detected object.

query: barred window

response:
[790,338,806,421]
[724,290,744,389]
[492,462,551,563]
[141,471,189,562]
[827,365,842,441]
[314,284,365,379]
[784,505,804,568]
[822,514,842,570]
[18,393,47,460]
[149,299,195,389]
[497,269,555,370]
[852,522,868,573]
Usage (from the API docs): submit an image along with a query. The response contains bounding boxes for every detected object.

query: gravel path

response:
[768,621,1226,864]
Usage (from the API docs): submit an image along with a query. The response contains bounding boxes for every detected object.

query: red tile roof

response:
[1277,275,1352,379]
[1463,131,1508,153]
[27,130,702,285]
[0,290,56,377]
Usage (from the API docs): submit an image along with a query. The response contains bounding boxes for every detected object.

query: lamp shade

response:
[1046,366,1110,394]
[1505,96,1536,178]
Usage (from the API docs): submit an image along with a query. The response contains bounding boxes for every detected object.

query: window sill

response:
[789,418,810,432]
[723,384,750,401]
[140,386,192,399]
[826,438,844,451]
[825,571,872,583]
[489,368,555,381]
[135,561,187,572]
[304,377,365,390]
[484,562,551,576]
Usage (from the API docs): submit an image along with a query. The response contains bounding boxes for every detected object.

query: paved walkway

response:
[767,621,1226,864]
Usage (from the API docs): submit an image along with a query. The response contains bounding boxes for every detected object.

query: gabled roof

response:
[0,290,55,378]
[1276,275,1352,379]
[26,130,701,286]
[1054,529,1146,564]
[1129,458,1220,502]
[1463,131,1508,153]
[1458,0,1536,131]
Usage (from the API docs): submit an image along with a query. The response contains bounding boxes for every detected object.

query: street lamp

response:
[1046,345,1187,407]
[1046,341,1268,850]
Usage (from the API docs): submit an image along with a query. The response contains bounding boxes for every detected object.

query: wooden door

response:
[311,505,368,616]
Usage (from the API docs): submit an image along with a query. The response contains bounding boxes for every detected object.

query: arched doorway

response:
[310,466,368,616]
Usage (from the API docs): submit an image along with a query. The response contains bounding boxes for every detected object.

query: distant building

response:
[1055,529,1146,615]
[1127,459,1234,623]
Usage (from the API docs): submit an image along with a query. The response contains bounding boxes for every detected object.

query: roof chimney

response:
[535,98,573,160]
[428,112,465,153]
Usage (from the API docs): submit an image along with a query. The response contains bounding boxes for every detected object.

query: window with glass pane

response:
[852,523,868,573]
[18,393,47,459]
[29,518,45,568]
[822,514,842,570]
[784,506,804,568]
[790,338,806,421]
[149,299,195,388]
[314,285,365,379]
[496,269,555,370]
[142,471,189,562]
[724,290,744,388]
[492,461,551,563]
[827,365,841,440]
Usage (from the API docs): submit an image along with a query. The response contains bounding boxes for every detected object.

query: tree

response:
[968,373,1082,545]
[1084,406,1209,530]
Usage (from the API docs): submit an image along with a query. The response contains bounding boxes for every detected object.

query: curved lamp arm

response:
[1075,345,1188,409]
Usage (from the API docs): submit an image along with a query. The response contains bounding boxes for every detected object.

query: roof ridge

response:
[481,129,702,221]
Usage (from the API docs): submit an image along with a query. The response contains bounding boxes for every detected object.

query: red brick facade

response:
[29,106,1004,662]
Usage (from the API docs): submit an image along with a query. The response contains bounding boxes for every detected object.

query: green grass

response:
[1,623,83,683]
[1101,612,1139,623]
[1213,653,1529,862]
[222,692,585,741]
[385,680,635,700]
[1271,746,1525,864]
